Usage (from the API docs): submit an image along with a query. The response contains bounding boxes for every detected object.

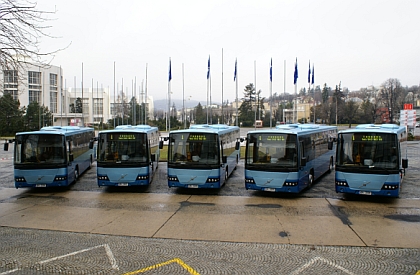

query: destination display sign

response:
[352,134,383,141]
[109,134,136,140]
[259,135,286,141]
[188,134,207,141]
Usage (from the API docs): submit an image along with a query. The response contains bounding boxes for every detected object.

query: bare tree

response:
[0,0,58,71]
[380,78,404,123]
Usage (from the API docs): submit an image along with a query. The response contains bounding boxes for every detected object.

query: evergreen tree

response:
[238,83,256,126]
[0,93,24,136]
[194,102,206,124]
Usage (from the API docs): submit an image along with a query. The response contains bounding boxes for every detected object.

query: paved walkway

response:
[1,188,419,248]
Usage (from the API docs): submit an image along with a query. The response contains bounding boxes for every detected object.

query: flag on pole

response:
[168,58,172,81]
[270,58,272,82]
[207,55,210,79]
[293,58,298,85]
[311,64,315,84]
[234,58,237,81]
[308,60,311,84]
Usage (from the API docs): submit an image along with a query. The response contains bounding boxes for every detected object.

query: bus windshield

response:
[168,133,219,166]
[336,132,399,170]
[14,134,66,165]
[97,132,148,164]
[246,133,297,169]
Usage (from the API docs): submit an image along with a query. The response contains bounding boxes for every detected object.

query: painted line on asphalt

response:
[290,256,356,275]
[122,258,200,275]
[0,244,119,274]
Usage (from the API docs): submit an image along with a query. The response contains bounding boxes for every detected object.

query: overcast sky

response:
[38,0,420,105]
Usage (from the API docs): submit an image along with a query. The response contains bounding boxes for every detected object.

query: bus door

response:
[299,140,309,185]
[148,140,154,178]
[220,140,227,183]
[67,139,76,183]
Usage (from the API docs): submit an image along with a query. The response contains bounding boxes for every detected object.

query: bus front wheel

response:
[328,157,333,173]
[308,172,314,188]
[73,167,79,184]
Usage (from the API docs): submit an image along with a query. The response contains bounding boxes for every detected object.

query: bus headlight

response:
[136,175,149,180]
[206,177,219,183]
[168,176,179,182]
[245,178,255,184]
[284,181,298,186]
[15,177,26,182]
[382,184,398,190]
[98,175,109,181]
[335,181,348,187]
[54,176,67,181]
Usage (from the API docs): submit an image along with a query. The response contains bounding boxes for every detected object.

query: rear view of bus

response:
[245,124,336,193]
[96,125,160,187]
[335,124,408,197]
[165,124,240,188]
[12,126,95,188]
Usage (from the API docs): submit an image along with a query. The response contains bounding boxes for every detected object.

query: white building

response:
[58,87,111,127]
[1,62,154,127]
[1,63,63,113]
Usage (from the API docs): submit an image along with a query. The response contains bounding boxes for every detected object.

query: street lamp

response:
[183,95,192,129]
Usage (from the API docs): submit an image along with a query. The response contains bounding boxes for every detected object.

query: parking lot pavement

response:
[0,132,420,274]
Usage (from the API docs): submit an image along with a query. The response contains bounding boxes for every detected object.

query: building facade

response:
[0,63,114,127]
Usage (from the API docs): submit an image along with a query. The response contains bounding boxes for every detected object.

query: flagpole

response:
[210,69,212,125]
[145,63,148,125]
[283,60,286,123]
[113,61,116,128]
[206,56,209,124]
[308,60,311,124]
[312,64,315,124]
[221,48,224,124]
[270,58,273,129]
[81,62,84,127]
[254,60,257,130]
[293,58,298,124]
[182,63,186,129]
[168,58,172,131]
[235,58,238,127]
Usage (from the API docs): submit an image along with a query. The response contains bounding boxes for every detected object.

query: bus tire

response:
[73,167,79,184]
[224,168,228,185]
[328,157,333,173]
[88,155,93,170]
[308,172,314,188]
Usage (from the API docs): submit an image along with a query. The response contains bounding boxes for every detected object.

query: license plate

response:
[36,184,46,187]
[264,188,276,192]
[118,183,129,186]
[359,191,372,195]
[188,184,198,188]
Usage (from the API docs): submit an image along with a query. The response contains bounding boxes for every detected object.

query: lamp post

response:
[183,95,192,129]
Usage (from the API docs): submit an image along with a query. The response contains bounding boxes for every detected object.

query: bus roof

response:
[338,124,406,135]
[247,124,337,135]
[16,126,94,136]
[170,124,240,135]
[98,125,159,135]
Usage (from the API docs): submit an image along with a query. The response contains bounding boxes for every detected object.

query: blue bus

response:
[335,124,408,197]
[163,124,241,188]
[96,125,160,187]
[10,126,95,188]
[245,124,337,193]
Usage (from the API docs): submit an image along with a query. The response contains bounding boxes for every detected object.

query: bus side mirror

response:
[4,143,8,151]
[328,141,333,150]
[159,141,164,149]
[300,157,307,167]
[89,141,94,149]
[69,154,74,162]
[222,156,227,164]
[151,154,156,162]
[402,158,408,169]
[235,141,240,150]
